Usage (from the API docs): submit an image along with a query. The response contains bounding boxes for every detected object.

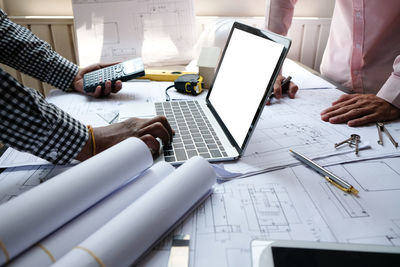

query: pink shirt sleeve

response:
[265,0,298,35]
[376,55,400,109]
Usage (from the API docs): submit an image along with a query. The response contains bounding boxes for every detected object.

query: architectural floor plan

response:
[139,157,400,267]
[72,0,196,66]
[1,79,399,265]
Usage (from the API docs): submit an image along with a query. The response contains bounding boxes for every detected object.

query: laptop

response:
[120,22,291,165]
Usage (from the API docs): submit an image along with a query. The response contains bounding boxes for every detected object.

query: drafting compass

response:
[376,122,398,148]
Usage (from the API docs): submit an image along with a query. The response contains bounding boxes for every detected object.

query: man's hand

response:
[71,63,123,97]
[320,94,400,126]
[272,74,298,100]
[76,116,174,161]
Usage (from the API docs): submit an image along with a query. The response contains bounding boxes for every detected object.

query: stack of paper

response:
[0,138,216,266]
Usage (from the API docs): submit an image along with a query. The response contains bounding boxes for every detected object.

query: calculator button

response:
[115,65,123,72]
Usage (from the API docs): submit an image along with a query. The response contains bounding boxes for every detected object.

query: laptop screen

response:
[208,26,285,149]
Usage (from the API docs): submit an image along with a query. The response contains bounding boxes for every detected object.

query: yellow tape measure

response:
[139,70,198,82]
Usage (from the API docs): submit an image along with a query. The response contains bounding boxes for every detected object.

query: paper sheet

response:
[282,59,337,89]
[0,165,71,205]
[9,161,174,266]
[48,81,169,110]
[0,148,52,168]
[47,87,137,115]
[0,138,152,265]
[138,157,400,267]
[72,0,197,67]
[223,89,400,176]
[54,156,216,266]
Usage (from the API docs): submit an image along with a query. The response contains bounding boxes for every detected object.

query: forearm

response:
[265,0,297,35]
[0,68,88,164]
[75,122,138,161]
[0,9,79,91]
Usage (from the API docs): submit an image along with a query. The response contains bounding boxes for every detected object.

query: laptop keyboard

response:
[155,100,228,163]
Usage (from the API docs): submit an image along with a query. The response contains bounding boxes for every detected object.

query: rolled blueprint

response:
[9,161,174,267]
[0,138,153,265]
[54,156,216,267]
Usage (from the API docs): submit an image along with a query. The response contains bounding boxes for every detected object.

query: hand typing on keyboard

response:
[76,115,175,161]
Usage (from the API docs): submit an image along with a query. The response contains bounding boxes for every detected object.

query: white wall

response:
[1,0,335,17]
[196,0,335,17]
[1,0,73,16]
[0,0,335,75]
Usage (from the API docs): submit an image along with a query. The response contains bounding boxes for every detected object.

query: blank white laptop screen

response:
[208,28,285,148]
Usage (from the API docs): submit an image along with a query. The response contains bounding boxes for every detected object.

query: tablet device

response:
[251,240,400,267]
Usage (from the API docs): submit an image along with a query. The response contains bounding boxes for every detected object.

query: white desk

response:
[1,60,400,266]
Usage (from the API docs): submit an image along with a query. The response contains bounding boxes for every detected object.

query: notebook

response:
[120,22,291,165]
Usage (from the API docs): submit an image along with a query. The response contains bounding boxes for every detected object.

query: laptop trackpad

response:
[119,102,156,122]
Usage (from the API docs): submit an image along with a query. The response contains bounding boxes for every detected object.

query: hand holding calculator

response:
[83,58,145,93]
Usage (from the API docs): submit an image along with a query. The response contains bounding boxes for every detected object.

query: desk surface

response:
[1,60,400,267]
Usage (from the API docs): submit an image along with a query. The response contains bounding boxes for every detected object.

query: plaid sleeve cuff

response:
[46,56,79,91]
[0,68,88,164]
[33,107,89,164]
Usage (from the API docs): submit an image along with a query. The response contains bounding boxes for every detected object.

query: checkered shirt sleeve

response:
[0,9,79,90]
[0,9,88,164]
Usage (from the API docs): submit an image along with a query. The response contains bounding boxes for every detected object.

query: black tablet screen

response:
[272,246,400,267]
